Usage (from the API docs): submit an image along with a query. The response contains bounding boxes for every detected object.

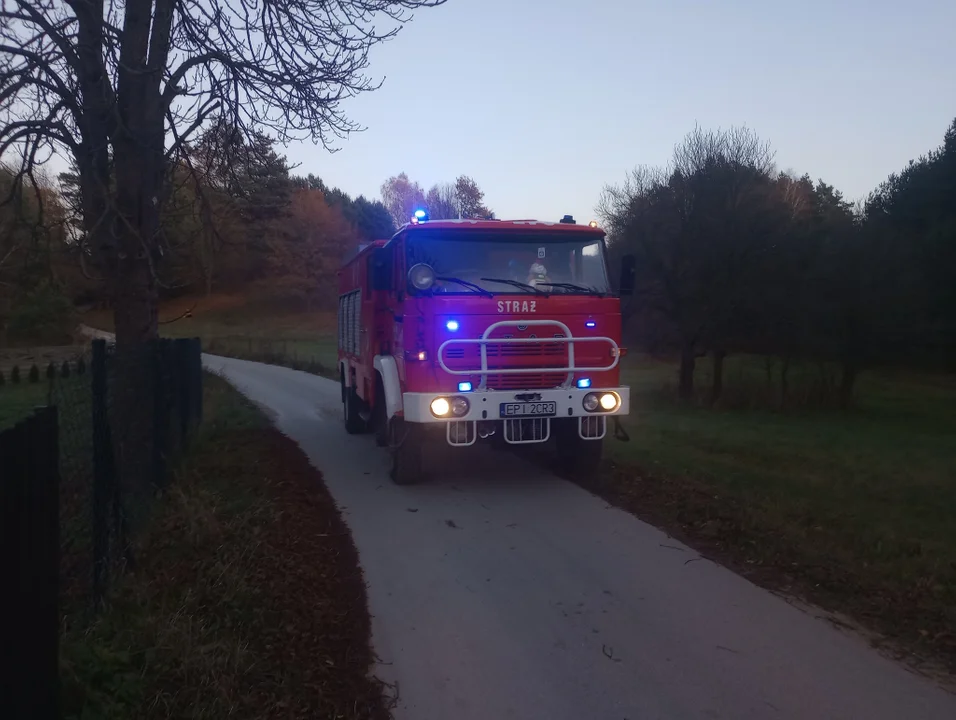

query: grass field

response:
[85,294,956,671]
[0,380,50,430]
[85,294,338,375]
[598,355,956,672]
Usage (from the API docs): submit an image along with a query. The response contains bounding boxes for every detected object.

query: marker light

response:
[430,397,450,417]
[588,220,599,228]
[458,381,473,392]
[585,320,596,328]
[446,319,460,331]
[414,350,428,361]
[576,378,592,389]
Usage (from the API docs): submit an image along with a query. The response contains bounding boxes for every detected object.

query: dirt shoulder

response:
[60,374,390,719]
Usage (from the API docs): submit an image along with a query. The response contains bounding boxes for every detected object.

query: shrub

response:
[47,361,57,380]
[29,364,40,383]
[76,357,86,375]
[11,365,20,383]
[61,360,71,378]
[0,370,5,386]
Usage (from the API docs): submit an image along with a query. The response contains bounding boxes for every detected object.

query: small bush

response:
[47,361,57,380]
[29,364,40,383]
[61,360,71,378]
[11,365,20,383]
[76,357,86,375]
[0,370,5,386]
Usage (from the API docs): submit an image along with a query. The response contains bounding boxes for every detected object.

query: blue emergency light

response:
[585,320,596,329]
[446,319,460,331]
[458,381,473,392]
[576,378,592,389]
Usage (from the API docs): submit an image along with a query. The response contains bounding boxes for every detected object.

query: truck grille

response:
[443,342,564,360]
[487,373,566,390]
[444,334,572,389]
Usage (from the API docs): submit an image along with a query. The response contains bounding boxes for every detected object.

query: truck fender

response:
[373,355,403,419]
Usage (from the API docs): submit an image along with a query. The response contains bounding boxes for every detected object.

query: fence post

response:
[0,407,60,719]
[191,337,203,429]
[152,339,169,489]
[174,339,190,449]
[91,338,113,607]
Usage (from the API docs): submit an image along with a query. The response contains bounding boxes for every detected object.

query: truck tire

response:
[554,419,603,478]
[389,417,423,485]
[343,379,367,435]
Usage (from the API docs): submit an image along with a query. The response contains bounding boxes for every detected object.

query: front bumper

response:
[402,386,630,424]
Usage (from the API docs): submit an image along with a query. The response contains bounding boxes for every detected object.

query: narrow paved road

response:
[205,354,954,720]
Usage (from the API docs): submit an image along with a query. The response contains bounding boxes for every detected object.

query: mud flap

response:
[612,416,630,442]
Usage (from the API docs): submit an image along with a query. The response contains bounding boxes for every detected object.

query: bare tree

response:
[425,181,457,219]
[380,171,425,226]
[1,0,444,486]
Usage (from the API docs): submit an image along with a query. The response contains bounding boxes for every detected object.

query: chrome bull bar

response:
[437,319,621,390]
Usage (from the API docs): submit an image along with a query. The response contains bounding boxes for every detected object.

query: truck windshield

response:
[405,231,611,295]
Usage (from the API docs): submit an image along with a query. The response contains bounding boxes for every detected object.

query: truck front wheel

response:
[343,379,367,435]
[554,419,603,478]
[389,417,423,485]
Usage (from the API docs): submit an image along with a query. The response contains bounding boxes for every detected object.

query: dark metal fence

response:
[0,337,203,719]
[0,406,60,720]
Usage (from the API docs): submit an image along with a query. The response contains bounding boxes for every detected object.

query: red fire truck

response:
[337,213,636,484]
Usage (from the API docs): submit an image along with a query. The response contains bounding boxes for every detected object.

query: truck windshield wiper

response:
[535,282,604,296]
[436,276,494,297]
[480,277,549,296]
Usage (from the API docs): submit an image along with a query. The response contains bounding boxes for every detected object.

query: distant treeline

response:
[600,121,956,403]
[0,123,396,343]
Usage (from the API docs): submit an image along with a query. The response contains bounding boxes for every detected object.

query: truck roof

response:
[393,218,605,239]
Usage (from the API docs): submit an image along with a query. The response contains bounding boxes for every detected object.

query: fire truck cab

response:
[337,213,636,485]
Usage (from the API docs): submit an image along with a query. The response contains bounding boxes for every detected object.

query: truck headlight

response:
[451,396,470,417]
[583,392,620,413]
[430,397,451,417]
[599,392,620,411]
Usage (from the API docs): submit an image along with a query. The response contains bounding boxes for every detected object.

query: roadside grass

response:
[0,380,50,429]
[85,293,338,377]
[591,354,956,673]
[60,373,388,719]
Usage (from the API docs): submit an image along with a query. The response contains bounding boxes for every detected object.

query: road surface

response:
[204,354,953,719]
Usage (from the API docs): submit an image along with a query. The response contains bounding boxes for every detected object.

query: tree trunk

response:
[109,0,171,498]
[710,350,725,406]
[679,342,696,402]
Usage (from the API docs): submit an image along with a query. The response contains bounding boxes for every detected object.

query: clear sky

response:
[280,0,955,223]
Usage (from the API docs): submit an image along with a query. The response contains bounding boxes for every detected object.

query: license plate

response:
[499,401,557,418]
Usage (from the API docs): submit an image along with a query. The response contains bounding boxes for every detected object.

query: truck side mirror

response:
[619,254,636,296]
[371,248,392,292]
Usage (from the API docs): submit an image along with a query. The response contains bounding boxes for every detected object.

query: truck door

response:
[387,236,406,380]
